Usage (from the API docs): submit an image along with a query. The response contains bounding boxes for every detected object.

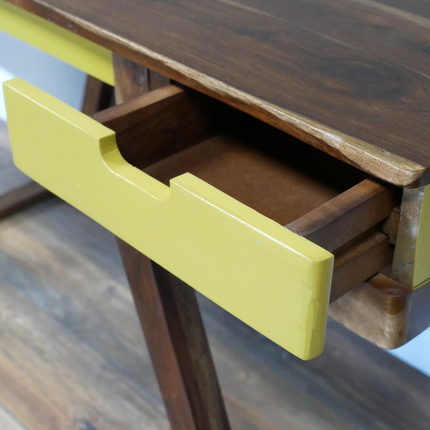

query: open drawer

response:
[3,78,397,360]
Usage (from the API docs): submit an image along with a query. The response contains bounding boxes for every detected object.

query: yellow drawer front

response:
[0,0,114,85]
[4,78,334,360]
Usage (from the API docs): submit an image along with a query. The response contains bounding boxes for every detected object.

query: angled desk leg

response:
[118,240,231,430]
[0,75,112,221]
[114,53,231,430]
[81,75,113,116]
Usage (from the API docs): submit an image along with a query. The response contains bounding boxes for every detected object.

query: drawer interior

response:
[94,83,397,303]
[94,83,368,228]
[144,117,367,226]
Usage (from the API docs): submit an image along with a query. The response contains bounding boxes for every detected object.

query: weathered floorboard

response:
[0,263,168,430]
[0,199,430,430]
[0,120,31,194]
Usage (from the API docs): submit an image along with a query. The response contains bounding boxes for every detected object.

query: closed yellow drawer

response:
[3,78,396,360]
[0,0,114,85]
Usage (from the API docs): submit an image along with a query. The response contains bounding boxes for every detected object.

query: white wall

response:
[0,30,86,120]
[389,327,430,376]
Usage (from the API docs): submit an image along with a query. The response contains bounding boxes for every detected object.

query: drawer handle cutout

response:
[4,78,333,360]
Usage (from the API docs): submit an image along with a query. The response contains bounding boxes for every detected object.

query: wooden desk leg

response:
[81,75,113,115]
[118,240,231,430]
[0,75,112,221]
[114,54,230,430]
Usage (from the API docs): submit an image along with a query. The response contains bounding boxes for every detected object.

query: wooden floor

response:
[1,120,430,430]
[0,121,30,195]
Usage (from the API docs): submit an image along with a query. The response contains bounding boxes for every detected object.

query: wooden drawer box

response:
[4,78,402,360]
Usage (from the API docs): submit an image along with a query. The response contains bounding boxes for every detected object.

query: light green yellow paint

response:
[4,78,334,360]
[413,185,430,289]
[0,0,114,85]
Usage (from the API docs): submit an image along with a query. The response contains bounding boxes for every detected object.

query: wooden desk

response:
[5,0,430,187]
[2,0,430,429]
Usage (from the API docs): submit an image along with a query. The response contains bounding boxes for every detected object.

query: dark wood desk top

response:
[8,0,430,186]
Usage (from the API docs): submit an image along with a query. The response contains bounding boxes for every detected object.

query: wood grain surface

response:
[119,243,231,430]
[6,0,430,185]
[93,84,234,170]
[0,120,31,194]
[330,232,392,302]
[112,52,170,102]
[288,179,399,252]
[81,75,113,115]
[329,273,430,349]
[144,118,366,226]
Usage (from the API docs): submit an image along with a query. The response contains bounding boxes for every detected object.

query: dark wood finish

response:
[96,83,391,302]
[118,242,230,430]
[288,179,398,252]
[8,0,430,185]
[149,69,171,92]
[112,53,170,102]
[329,273,430,349]
[113,52,170,104]
[95,90,397,267]
[0,182,51,221]
[330,232,393,303]
[81,75,113,115]
[94,84,234,169]
[113,55,230,430]
[382,206,401,245]
[113,53,151,100]
[144,120,366,225]
[140,110,390,301]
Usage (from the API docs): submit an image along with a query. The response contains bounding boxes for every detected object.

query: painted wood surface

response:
[0,0,114,85]
[0,77,112,221]
[4,78,334,360]
[4,0,430,185]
